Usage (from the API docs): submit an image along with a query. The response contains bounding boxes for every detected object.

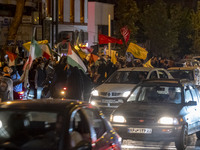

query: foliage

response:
[140,0,179,57]
[114,0,139,56]
[191,10,200,55]
[170,5,193,58]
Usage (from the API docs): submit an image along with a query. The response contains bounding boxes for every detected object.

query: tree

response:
[140,0,179,57]
[1,0,26,61]
[191,10,200,55]
[115,0,139,55]
[170,4,193,58]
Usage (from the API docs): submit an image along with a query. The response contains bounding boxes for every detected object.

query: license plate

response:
[128,128,152,134]
[102,99,117,103]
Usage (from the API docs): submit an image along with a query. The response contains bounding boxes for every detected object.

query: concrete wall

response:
[88,2,114,47]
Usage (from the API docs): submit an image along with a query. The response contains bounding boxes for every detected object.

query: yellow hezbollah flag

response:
[111,50,117,64]
[143,58,153,68]
[23,40,49,51]
[127,43,148,60]
[106,50,117,64]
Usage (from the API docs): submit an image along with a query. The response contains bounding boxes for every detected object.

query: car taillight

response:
[18,91,24,95]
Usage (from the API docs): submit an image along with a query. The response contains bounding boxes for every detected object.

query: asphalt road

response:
[122,133,200,150]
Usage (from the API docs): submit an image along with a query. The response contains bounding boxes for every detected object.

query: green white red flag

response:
[23,38,42,70]
[67,42,87,73]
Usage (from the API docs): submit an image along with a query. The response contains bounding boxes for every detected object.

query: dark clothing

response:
[106,61,115,78]
[67,67,84,100]
[28,69,37,99]
[97,63,106,83]
[37,68,46,87]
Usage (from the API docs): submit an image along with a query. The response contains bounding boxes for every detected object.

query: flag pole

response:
[33,26,36,39]
[108,14,111,57]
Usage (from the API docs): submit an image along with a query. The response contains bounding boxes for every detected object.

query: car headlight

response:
[91,101,96,105]
[158,117,179,125]
[91,90,99,96]
[111,115,126,123]
[122,91,131,97]
[60,91,65,95]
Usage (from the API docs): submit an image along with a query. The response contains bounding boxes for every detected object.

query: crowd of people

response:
[0,53,182,101]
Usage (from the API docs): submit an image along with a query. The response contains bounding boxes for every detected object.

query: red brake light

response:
[18,91,24,95]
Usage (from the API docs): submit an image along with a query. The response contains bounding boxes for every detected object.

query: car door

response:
[82,107,120,150]
[184,85,197,134]
[69,108,94,150]
[189,85,200,132]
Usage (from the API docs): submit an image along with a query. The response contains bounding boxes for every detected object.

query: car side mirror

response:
[186,101,197,106]
[73,141,92,150]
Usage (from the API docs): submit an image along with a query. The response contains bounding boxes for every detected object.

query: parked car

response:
[89,67,173,117]
[110,79,200,150]
[0,99,121,150]
[168,67,200,87]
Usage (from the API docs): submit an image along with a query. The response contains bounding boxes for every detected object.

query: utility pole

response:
[108,14,111,56]
[51,0,54,47]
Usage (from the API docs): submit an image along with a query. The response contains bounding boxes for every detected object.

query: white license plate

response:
[102,99,117,103]
[128,128,152,134]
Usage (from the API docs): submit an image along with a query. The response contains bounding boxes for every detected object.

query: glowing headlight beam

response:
[91,101,96,105]
[61,91,65,95]
[113,115,126,123]
[158,117,179,125]
[122,91,131,97]
[91,90,99,96]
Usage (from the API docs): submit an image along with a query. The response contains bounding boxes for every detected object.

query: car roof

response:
[0,99,90,112]
[168,67,198,70]
[193,56,200,58]
[117,67,163,72]
[140,79,193,87]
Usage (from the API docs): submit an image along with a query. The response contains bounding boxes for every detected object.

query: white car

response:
[168,67,200,87]
[89,67,173,117]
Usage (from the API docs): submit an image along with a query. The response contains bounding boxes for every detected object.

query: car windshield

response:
[168,70,194,80]
[194,58,200,61]
[105,71,148,84]
[127,85,182,104]
[0,110,62,149]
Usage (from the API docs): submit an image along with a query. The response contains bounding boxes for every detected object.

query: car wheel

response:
[175,125,188,150]
[196,131,200,139]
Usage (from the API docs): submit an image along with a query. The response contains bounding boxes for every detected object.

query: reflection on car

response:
[89,67,173,117]
[0,99,121,150]
[110,79,200,150]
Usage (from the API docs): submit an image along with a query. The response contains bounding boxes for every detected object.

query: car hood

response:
[113,102,184,117]
[95,83,136,93]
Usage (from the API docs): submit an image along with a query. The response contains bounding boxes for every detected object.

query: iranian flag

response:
[23,38,42,70]
[67,43,87,73]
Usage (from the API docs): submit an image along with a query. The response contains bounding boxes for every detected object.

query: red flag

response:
[98,34,123,45]
[120,26,130,44]
[6,51,17,62]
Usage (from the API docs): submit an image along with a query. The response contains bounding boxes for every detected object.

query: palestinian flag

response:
[67,43,87,73]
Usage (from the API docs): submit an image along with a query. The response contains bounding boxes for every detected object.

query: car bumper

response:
[112,123,183,142]
[89,96,125,116]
